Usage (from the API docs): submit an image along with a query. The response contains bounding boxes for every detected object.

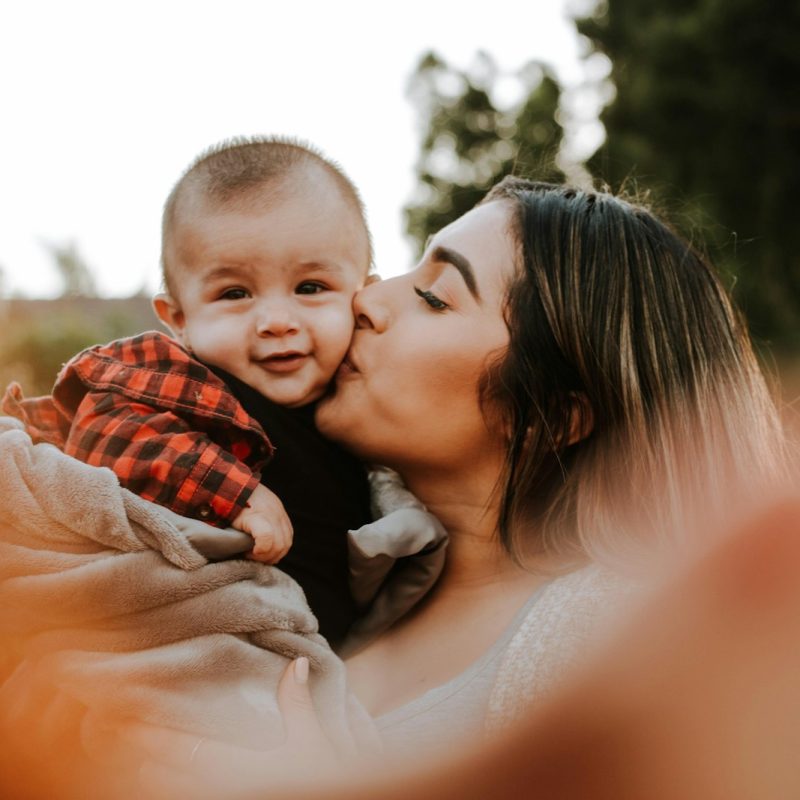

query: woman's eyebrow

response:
[431,246,480,300]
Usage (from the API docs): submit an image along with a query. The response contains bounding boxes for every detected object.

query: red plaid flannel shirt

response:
[1,331,274,526]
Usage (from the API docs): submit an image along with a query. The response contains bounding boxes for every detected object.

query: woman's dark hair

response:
[481,177,786,562]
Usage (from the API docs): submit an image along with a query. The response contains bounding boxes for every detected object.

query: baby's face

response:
[160,182,369,407]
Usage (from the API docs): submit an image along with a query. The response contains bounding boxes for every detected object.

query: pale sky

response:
[0,0,607,299]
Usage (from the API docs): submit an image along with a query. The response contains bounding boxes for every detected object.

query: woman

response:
[130,176,788,794]
[320,176,787,744]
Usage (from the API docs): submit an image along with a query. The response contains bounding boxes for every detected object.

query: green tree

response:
[404,51,564,255]
[577,0,800,349]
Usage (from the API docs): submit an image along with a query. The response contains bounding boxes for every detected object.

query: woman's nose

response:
[255,301,298,337]
[352,277,393,333]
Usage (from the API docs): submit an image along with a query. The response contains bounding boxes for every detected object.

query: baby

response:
[3,137,375,645]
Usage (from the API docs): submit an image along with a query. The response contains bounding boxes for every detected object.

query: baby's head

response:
[154,137,372,408]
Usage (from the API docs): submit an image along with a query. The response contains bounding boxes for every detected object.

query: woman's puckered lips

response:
[338,350,360,375]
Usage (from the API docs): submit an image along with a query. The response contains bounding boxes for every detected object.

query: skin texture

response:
[155,168,370,409]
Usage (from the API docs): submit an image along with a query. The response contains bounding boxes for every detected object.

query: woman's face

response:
[315,200,517,474]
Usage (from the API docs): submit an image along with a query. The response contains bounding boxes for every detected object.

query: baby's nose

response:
[255,302,298,337]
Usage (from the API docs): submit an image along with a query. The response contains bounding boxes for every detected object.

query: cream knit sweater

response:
[486,564,634,731]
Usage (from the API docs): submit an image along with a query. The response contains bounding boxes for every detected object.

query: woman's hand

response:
[123,658,341,799]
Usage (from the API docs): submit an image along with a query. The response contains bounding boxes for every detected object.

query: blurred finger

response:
[277,658,331,752]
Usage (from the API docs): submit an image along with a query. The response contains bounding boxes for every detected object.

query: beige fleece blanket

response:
[0,416,370,762]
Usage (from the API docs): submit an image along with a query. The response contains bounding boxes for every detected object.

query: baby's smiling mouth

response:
[256,351,308,373]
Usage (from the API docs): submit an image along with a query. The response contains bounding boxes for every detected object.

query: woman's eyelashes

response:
[414,286,449,311]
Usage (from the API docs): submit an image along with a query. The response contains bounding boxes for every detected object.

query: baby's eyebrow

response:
[201,265,249,282]
[292,261,356,282]
[296,261,344,273]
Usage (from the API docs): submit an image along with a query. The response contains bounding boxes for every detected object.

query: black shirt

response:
[207,367,371,648]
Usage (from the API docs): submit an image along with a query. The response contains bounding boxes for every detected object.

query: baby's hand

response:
[232,484,293,564]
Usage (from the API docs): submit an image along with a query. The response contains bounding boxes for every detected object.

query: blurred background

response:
[1,0,798,422]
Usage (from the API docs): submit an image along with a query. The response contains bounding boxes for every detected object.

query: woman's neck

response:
[402,468,524,590]
[402,465,571,591]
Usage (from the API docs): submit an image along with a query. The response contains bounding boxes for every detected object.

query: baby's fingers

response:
[274,516,294,556]
[255,522,292,563]
[248,537,282,564]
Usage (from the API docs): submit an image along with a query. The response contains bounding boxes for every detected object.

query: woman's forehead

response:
[432,200,517,295]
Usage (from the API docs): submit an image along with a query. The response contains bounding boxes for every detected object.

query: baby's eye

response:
[296,281,328,295]
[414,286,449,311]
[219,287,250,301]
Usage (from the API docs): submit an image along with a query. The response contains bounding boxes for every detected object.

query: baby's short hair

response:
[161,136,371,293]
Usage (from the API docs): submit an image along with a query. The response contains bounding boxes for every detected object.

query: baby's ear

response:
[152,293,187,344]
[365,272,382,286]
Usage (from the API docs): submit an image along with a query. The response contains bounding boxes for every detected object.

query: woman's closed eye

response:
[414,286,449,311]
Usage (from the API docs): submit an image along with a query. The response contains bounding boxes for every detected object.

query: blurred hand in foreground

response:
[292,499,800,800]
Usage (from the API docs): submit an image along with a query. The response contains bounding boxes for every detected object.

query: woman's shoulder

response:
[486,564,637,731]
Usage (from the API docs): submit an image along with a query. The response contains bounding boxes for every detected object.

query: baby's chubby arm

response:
[233,483,294,565]
[66,389,293,562]
[66,391,262,526]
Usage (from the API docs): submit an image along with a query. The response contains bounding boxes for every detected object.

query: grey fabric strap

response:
[340,507,448,658]
[155,506,254,561]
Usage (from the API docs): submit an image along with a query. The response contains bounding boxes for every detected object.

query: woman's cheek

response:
[386,354,483,431]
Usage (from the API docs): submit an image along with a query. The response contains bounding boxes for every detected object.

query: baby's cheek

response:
[189,319,244,365]
[315,307,356,357]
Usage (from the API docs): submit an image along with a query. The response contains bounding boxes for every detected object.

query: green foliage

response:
[0,316,100,396]
[41,240,98,297]
[577,0,800,349]
[0,300,157,396]
[404,51,564,256]
[0,242,156,397]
